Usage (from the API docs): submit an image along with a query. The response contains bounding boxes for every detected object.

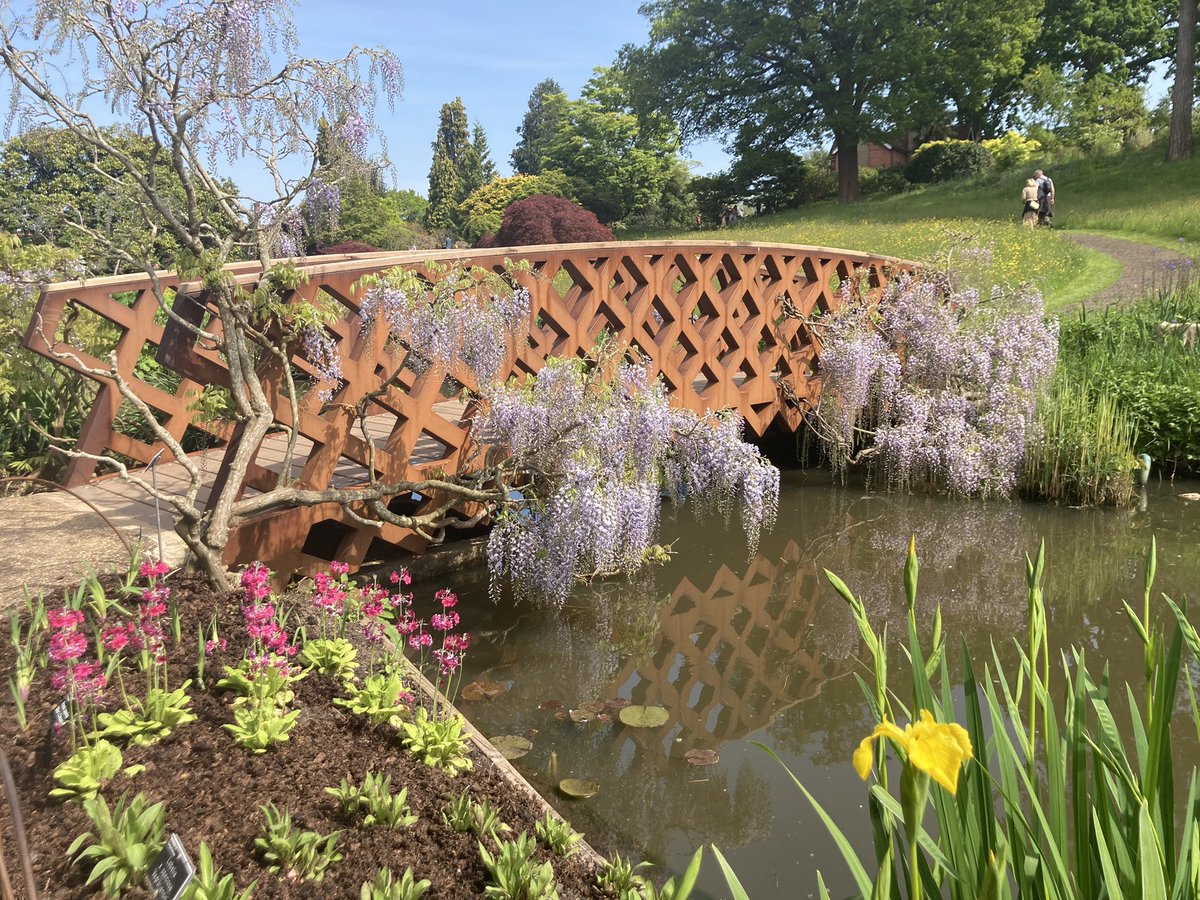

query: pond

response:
[441,473,1200,899]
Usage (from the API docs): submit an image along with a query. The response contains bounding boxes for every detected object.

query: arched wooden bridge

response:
[24,241,905,576]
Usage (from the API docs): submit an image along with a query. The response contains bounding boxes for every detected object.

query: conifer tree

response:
[425,138,459,230]
[511,78,565,175]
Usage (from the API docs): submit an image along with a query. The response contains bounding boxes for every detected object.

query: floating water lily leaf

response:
[554,710,570,722]
[490,735,533,760]
[558,778,599,799]
[461,680,507,702]
[619,705,670,728]
[685,748,720,766]
[605,698,631,712]
[539,699,563,711]
[568,708,594,723]
[577,700,606,716]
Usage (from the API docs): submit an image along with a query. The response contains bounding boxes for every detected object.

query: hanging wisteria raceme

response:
[356,275,532,385]
[814,270,1059,498]
[481,357,780,607]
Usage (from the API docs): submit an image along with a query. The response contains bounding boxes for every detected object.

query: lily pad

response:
[558,778,599,799]
[618,705,670,728]
[577,700,606,716]
[490,734,534,760]
[461,680,507,702]
[538,699,563,711]
[568,708,594,724]
[685,748,720,766]
[604,698,631,712]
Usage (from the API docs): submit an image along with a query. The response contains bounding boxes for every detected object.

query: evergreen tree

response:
[426,138,459,230]
[472,122,498,184]
[511,78,565,175]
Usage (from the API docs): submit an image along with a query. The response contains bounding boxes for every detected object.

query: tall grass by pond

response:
[720,539,1200,900]
[1021,377,1137,506]
[1058,283,1200,476]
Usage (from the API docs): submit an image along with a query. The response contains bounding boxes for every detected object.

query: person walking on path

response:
[1021,178,1039,227]
[1035,169,1055,227]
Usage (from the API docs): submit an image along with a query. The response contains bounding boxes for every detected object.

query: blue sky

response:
[286,0,731,198]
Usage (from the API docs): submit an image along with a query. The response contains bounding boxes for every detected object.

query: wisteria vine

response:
[813,270,1059,497]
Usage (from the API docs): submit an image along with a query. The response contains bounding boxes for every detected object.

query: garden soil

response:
[0,576,607,898]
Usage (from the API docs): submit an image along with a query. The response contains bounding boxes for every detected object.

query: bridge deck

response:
[39,401,468,566]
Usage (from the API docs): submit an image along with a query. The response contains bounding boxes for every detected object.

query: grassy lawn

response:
[647,147,1200,308]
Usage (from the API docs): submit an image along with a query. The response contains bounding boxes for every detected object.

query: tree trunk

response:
[1169,0,1197,161]
[835,132,861,202]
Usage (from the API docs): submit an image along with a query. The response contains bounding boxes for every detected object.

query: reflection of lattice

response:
[25,242,904,578]
[610,540,857,749]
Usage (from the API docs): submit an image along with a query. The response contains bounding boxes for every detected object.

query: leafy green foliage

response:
[301,637,358,682]
[737,538,1200,899]
[479,833,559,900]
[318,177,431,251]
[596,853,649,897]
[1020,376,1137,505]
[67,792,165,897]
[183,842,256,900]
[906,140,994,183]
[334,670,410,726]
[442,791,512,844]
[534,810,582,858]
[94,684,197,746]
[399,706,473,775]
[0,127,233,272]
[50,739,123,802]
[537,68,692,226]
[981,131,1043,170]
[1058,285,1200,475]
[459,173,573,243]
[255,802,342,882]
[326,771,419,829]
[512,79,567,176]
[223,700,301,754]
[217,659,304,708]
[360,866,431,900]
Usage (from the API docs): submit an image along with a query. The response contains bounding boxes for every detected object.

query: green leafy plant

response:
[217,660,304,708]
[301,637,359,682]
[184,842,256,900]
[534,810,582,858]
[641,847,702,900]
[479,833,559,900]
[7,590,46,732]
[596,853,648,897]
[255,802,342,883]
[360,866,431,900]
[67,792,165,896]
[50,738,123,802]
[334,670,410,726]
[94,683,197,746]
[717,537,1200,900]
[326,771,418,829]
[223,699,300,754]
[399,706,473,775]
[442,792,512,844]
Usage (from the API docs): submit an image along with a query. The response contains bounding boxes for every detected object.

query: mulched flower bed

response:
[0,572,606,898]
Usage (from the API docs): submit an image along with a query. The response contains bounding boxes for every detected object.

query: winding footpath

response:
[1061,232,1196,307]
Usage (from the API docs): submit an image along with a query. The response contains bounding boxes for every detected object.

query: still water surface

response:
[442,473,1200,898]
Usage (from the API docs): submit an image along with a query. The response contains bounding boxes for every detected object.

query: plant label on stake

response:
[147,833,195,900]
[50,699,71,731]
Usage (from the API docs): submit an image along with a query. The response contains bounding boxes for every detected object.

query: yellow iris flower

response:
[853,709,973,795]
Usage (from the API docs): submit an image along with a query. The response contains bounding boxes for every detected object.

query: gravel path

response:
[1061,232,1196,307]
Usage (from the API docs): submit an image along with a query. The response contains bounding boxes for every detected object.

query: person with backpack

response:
[1034,169,1055,227]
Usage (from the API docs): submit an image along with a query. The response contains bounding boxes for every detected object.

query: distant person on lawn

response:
[1021,178,1039,228]
[1034,169,1055,227]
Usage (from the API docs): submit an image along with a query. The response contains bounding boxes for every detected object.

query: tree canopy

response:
[511,78,566,175]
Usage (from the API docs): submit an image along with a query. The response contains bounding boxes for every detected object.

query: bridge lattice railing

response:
[24,240,904,576]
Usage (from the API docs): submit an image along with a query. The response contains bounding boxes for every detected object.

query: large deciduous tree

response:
[628,0,918,202]
[538,67,693,225]
[511,78,566,175]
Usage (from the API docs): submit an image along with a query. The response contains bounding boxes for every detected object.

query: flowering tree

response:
[1,0,780,601]
[810,266,1059,498]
